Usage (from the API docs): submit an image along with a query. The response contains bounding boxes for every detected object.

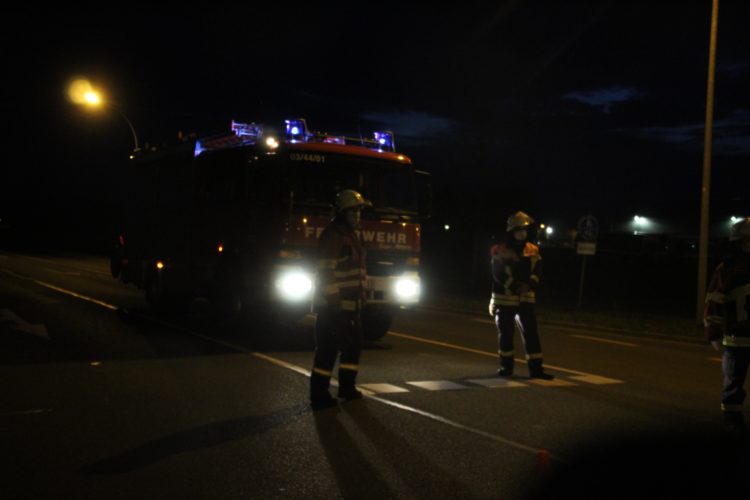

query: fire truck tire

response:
[362,311,392,341]
[145,272,169,310]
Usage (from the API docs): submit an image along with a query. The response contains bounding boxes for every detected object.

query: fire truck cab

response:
[112,118,431,340]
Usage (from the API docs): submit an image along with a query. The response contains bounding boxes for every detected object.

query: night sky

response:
[4,2,749,242]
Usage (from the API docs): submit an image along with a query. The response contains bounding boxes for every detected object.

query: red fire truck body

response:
[112,119,431,339]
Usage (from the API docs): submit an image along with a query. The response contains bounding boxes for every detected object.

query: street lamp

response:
[68,78,140,153]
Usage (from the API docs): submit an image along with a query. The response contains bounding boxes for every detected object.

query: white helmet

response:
[335,189,372,213]
[730,217,750,241]
[506,211,534,232]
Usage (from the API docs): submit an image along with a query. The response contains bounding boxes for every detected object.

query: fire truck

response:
[111,118,431,340]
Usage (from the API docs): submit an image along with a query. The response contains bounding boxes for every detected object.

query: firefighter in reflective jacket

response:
[310,189,372,410]
[705,216,750,429]
[489,211,554,380]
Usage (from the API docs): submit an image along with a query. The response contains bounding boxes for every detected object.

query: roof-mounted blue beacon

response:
[285,118,309,143]
[373,130,396,152]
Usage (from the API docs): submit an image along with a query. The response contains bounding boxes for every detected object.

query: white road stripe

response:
[4,273,566,462]
[467,378,526,388]
[406,380,469,391]
[570,335,639,347]
[388,330,623,381]
[0,409,52,417]
[359,383,410,394]
[33,280,119,311]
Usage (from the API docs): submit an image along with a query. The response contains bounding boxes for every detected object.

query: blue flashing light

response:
[285,118,308,142]
[373,131,395,152]
[231,121,263,139]
[194,139,204,157]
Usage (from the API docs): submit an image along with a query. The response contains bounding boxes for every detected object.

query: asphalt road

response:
[1,252,747,499]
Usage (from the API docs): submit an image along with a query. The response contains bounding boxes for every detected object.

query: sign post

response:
[576,215,599,307]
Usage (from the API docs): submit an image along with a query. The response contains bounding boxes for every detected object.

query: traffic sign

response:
[577,215,599,241]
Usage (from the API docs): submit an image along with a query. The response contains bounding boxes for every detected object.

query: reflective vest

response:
[490,241,542,307]
[314,219,367,313]
[704,254,750,347]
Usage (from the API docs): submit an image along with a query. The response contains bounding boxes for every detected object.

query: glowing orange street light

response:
[68,77,140,153]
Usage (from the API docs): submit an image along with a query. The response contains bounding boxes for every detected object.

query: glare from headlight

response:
[395,278,420,300]
[275,270,313,301]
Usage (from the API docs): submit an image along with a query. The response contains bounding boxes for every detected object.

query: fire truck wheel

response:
[145,272,168,310]
[362,311,392,341]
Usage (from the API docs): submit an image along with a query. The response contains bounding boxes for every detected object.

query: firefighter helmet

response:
[730,217,750,241]
[335,189,372,213]
[506,211,535,232]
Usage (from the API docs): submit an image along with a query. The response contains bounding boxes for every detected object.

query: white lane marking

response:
[528,378,577,387]
[0,308,49,339]
[568,374,623,385]
[0,408,52,417]
[367,394,566,462]
[359,383,410,394]
[406,380,469,391]
[12,254,111,277]
[2,276,565,462]
[570,335,639,347]
[388,330,621,380]
[467,378,527,388]
[32,280,118,311]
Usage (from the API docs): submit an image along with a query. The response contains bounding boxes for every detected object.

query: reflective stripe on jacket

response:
[314,219,367,312]
[490,241,542,307]
[704,254,750,344]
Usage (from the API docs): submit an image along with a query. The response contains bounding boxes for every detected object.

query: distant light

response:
[218,244,224,253]
[302,217,308,224]
[546,226,554,235]
[156,261,165,270]
[444,224,450,231]
[731,216,743,224]
[266,137,279,149]
[540,224,546,229]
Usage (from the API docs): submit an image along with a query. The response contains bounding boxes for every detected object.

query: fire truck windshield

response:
[286,158,418,216]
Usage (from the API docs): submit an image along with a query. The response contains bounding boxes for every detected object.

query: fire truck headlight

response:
[275,270,313,301]
[394,277,420,301]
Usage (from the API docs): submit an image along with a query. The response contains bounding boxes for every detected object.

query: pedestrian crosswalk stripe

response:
[527,378,577,387]
[359,383,409,394]
[568,374,623,385]
[407,380,469,391]
[467,378,527,388]
[360,374,625,394]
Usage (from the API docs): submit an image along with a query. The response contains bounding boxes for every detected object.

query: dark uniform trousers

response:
[310,308,363,399]
[495,303,544,374]
[722,347,750,412]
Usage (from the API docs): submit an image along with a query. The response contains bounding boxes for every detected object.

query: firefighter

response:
[489,211,554,380]
[705,216,750,430]
[310,189,372,410]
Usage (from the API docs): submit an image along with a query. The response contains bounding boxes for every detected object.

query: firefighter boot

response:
[723,411,746,432]
[528,358,554,380]
[310,370,338,410]
[497,354,514,377]
[337,366,363,401]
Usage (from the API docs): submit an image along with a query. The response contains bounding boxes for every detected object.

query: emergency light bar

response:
[231,121,263,138]
[373,131,396,152]
[194,118,400,157]
[285,118,309,142]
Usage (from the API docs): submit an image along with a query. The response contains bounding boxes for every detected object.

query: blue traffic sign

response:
[577,215,599,241]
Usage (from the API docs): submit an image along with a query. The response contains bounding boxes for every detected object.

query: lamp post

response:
[68,78,140,153]
[696,0,719,323]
